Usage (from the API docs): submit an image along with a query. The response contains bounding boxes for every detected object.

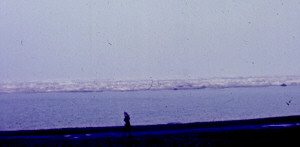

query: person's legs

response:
[122,126,133,137]
[122,127,127,137]
[123,126,129,137]
[129,131,132,137]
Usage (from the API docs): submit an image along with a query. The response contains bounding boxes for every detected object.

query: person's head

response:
[124,112,129,117]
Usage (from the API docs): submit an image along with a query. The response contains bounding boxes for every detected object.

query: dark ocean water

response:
[0,86,299,131]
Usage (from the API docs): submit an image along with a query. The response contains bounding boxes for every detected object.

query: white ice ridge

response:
[1,76,300,93]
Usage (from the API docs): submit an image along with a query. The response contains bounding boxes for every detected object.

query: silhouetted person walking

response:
[122,112,132,137]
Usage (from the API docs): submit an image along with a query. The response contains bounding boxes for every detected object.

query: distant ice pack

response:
[0,76,300,94]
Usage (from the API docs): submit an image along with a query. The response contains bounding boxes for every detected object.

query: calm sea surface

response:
[0,86,299,131]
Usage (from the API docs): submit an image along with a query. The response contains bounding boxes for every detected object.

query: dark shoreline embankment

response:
[1,115,299,146]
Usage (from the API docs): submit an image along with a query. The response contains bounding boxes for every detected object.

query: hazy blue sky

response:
[1,0,300,81]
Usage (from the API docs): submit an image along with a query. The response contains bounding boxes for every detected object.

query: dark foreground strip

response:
[0,115,299,146]
[1,115,299,137]
[0,125,299,146]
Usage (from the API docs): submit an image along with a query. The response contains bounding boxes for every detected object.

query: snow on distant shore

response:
[0,76,300,94]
